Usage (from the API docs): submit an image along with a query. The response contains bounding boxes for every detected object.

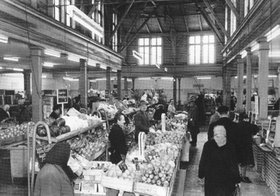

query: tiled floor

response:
[182,127,274,196]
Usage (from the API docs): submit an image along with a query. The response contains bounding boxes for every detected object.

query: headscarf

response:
[45,142,76,182]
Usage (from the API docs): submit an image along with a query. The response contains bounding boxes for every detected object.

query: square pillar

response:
[24,70,31,98]
[246,47,253,113]
[106,67,111,97]
[173,77,177,106]
[222,65,231,108]
[79,59,88,107]
[124,77,128,96]
[178,77,181,109]
[236,55,244,112]
[257,37,269,119]
[30,46,43,122]
[117,70,122,100]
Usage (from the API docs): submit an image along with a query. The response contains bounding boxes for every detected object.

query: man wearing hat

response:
[134,100,151,143]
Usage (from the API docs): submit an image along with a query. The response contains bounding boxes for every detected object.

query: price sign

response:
[57,89,68,104]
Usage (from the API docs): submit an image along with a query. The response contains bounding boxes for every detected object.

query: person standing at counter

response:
[134,100,151,143]
[109,112,128,164]
[49,105,61,120]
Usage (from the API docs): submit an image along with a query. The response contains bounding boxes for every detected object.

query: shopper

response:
[199,125,241,196]
[209,107,220,125]
[208,106,238,146]
[34,142,75,196]
[49,105,61,120]
[236,112,259,183]
[134,100,150,143]
[153,104,165,122]
[186,98,199,147]
[0,104,10,122]
[109,112,128,164]
[167,99,176,118]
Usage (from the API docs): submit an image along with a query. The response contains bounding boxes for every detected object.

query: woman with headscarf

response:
[34,142,75,196]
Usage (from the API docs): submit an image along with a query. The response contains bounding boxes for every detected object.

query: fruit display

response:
[104,162,136,180]
[68,128,108,161]
[97,102,118,119]
[36,117,71,137]
[0,122,35,144]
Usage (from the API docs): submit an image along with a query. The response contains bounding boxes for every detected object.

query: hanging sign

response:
[57,89,68,104]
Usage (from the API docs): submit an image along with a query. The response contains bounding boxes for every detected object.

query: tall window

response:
[189,35,215,64]
[54,0,60,21]
[112,12,118,51]
[225,6,228,43]
[245,0,255,17]
[138,37,162,65]
[230,0,237,35]
[66,0,71,26]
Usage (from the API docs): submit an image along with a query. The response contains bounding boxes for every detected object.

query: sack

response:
[233,184,241,196]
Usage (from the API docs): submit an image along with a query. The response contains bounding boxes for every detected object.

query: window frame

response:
[188,34,215,65]
[138,37,162,66]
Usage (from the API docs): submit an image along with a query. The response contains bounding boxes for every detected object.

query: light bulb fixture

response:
[269,75,277,78]
[196,76,211,80]
[132,50,142,61]
[3,57,19,62]
[155,63,161,69]
[266,25,280,42]
[164,67,168,72]
[13,68,23,72]
[240,50,246,58]
[43,62,54,67]
[234,76,247,79]
[0,34,8,43]
[44,49,61,57]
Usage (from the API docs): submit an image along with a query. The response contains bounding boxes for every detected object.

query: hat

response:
[140,100,148,106]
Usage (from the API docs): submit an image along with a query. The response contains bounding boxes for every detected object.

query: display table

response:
[253,143,280,195]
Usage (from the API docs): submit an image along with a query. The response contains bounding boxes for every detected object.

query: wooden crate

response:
[101,176,134,192]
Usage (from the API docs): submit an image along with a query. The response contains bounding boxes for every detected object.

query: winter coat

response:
[34,164,74,196]
[109,124,128,164]
[134,110,150,142]
[199,139,240,196]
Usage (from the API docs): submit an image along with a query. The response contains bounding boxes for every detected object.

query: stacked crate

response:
[253,143,264,174]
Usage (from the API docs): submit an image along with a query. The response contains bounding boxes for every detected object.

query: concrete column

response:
[236,55,244,112]
[222,65,231,108]
[30,46,43,122]
[246,47,252,113]
[178,77,181,109]
[173,77,177,106]
[106,67,111,97]
[257,37,270,119]
[132,78,135,90]
[60,0,66,24]
[79,58,88,107]
[23,70,31,98]
[117,70,121,100]
[124,77,128,96]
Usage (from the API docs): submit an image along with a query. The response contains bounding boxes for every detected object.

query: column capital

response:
[257,36,269,50]
[29,45,44,51]
[245,47,251,52]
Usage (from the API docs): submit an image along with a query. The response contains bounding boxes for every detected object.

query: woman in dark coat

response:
[34,142,75,196]
[109,112,128,164]
[199,125,240,196]
[236,113,259,183]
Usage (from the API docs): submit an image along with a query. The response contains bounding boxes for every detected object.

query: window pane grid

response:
[138,37,162,65]
[189,35,215,65]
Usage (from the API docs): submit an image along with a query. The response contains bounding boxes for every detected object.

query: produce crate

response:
[134,182,170,196]
[253,143,264,174]
[101,176,134,192]
[74,180,106,196]
[9,145,31,183]
[0,134,26,146]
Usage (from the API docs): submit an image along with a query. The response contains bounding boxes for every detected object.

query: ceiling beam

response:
[195,2,224,45]
[198,15,203,31]
[156,17,163,33]
[183,16,189,32]
[224,0,240,20]
[109,0,135,42]
[180,6,189,32]
[120,16,152,52]
[145,23,151,34]
[202,0,229,38]
[103,0,195,5]
[88,2,99,17]
[166,5,176,31]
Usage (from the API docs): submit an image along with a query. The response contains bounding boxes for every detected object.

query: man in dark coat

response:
[236,112,259,183]
[186,98,200,146]
[134,100,150,143]
[199,125,241,196]
[208,106,238,146]
[109,112,128,164]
